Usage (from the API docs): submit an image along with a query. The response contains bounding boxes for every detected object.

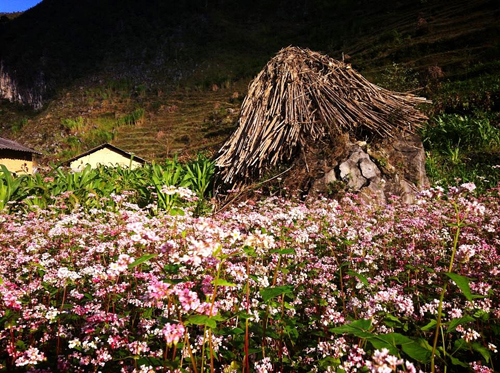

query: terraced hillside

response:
[348,0,500,80]
[112,88,242,160]
[0,78,244,163]
[0,0,498,165]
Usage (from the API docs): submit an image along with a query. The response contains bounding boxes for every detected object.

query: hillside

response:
[0,0,499,164]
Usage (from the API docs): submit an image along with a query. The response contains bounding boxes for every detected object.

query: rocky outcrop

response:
[0,62,45,109]
[310,132,429,204]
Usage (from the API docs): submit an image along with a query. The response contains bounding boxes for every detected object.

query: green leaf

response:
[385,332,413,345]
[347,270,369,287]
[444,273,473,301]
[401,341,432,363]
[447,315,475,332]
[472,342,491,363]
[260,285,293,302]
[449,355,469,367]
[421,319,437,331]
[319,356,341,369]
[270,248,296,255]
[368,336,399,356]
[330,319,373,338]
[212,279,237,287]
[186,315,216,329]
[128,254,158,269]
[383,314,402,328]
[243,246,257,257]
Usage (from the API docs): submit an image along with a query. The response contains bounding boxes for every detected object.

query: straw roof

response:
[215,46,429,187]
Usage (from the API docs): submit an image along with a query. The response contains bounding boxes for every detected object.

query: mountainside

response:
[0,0,499,163]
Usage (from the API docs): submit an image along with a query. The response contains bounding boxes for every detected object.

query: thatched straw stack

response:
[216,46,429,187]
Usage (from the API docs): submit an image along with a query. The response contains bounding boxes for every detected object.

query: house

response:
[66,143,147,171]
[0,137,42,174]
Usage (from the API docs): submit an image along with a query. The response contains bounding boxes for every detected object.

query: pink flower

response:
[162,323,185,345]
[15,347,46,366]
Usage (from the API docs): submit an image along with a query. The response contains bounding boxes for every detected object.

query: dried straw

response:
[216,46,429,187]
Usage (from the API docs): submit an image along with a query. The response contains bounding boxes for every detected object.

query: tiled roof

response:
[0,137,42,154]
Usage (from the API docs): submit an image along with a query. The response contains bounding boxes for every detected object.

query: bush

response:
[422,114,500,153]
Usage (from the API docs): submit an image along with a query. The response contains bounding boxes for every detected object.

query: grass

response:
[421,112,500,192]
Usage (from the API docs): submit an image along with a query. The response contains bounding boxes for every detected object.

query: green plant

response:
[0,165,26,209]
[376,62,420,92]
[119,108,146,126]
[422,114,500,153]
[61,117,86,132]
[11,118,28,133]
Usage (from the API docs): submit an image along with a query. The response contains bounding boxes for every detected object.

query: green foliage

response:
[375,62,420,92]
[0,154,215,214]
[430,72,500,114]
[422,113,500,190]
[0,165,25,210]
[11,118,28,133]
[61,116,86,132]
[119,108,145,126]
[422,114,500,153]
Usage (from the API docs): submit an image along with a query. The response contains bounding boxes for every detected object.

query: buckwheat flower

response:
[128,341,150,355]
[488,343,497,353]
[161,185,178,195]
[450,307,463,319]
[458,244,476,263]
[137,365,155,373]
[147,279,171,301]
[162,323,185,345]
[82,339,98,351]
[69,288,84,300]
[176,187,197,200]
[405,361,417,373]
[94,347,112,366]
[470,361,493,373]
[176,288,201,312]
[15,347,46,367]
[45,307,59,323]
[463,328,481,342]
[197,301,218,316]
[255,357,273,373]
[244,232,276,252]
[57,267,81,281]
[461,182,476,192]
[68,339,81,349]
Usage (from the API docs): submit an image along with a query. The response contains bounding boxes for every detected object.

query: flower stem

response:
[431,202,462,373]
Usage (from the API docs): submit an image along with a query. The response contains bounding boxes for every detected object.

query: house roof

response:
[65,143,148,165]
[0,137,42,154]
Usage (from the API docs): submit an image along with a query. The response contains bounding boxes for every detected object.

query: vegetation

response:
[0,155,214,215]
[0,1,500,371]
[0,182,499,372]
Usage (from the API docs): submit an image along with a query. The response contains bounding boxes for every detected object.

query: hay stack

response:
[216,46,429,187]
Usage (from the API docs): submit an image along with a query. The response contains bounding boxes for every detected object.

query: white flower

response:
[69,339,81,349]
[45,307,59,323]
[461,182,476,192]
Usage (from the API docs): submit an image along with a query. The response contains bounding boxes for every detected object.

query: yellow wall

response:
[70,147,143,171]
[0,158,35,174]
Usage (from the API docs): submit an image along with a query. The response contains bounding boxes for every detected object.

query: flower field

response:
[0,184,499,372]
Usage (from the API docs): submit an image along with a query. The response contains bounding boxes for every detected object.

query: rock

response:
[324,169,337,184]
[339,159,367,190]
[359,158,380,180]
[348,148,370,164]
[294,131,428,205]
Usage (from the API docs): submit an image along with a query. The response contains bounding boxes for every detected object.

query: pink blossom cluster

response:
[0,184,499,371]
